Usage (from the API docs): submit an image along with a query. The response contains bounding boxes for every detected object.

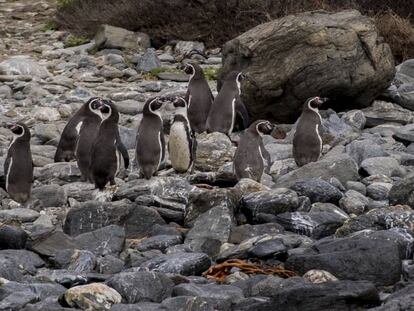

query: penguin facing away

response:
[4,122,33,204]
[54,97,101,162]
[168,96,196,173]
[293,96,328,167]
[206,71,249,135]
[75,97,105,182]
[233,120,273,182]
[135,97,165,179]
[89,100,128,190]
[182,62,213,133]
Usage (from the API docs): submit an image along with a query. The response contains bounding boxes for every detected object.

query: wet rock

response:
[185,205,235,256]
[0,208,39,222]
[35,162,82,184]
[96,255,124,275]
[136,48,161,72]
[0,225,28,249]
[339,190,370,215]
[241,189,299,223]
[371,283,414,311]
[248,238,287,258]
[229,223,284,244]
[172,283,244,310]
[54,249,96,272]
[276,154,359,188]
[94,24,150,51]
[195,132,235,171]
[35,269,88,288]
[0,56,51,78]
[32,184,67,208]
[30,231,79,257]
[134,235,183,252]
[107,271,174,303]
[363,101,413,127]
[61,283,121,310]
[140,252,211,276]
[290,178,343,204]
[275,211,346,239]
[0,249,44,277]
[75,225,125,256]
[360,157,402,177]
[285,235,402,285]
[389,175,414,207]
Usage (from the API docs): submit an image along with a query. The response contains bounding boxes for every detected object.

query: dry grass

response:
[55,0,414,62]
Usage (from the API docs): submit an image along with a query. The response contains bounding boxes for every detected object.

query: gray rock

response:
[241,189,299,223]
[290,178,343,204]
[111,303,166,311]
[136,48,162,72]
[99,65,124,79]
[35,269,88,287]
[35,162,81,184]
[94,24,150,50]
[116,101,144,115]
[32,184,67,207]
[393,123,414,145]
[0,85,12,98]
[360,156,402,177]
[389,174,414,207]
[265,143,292,162]
[345,181,367,195]
[219,10,394,123]
[172,283,244,310]
[286,235,402,286]
[339,190,370,215]
[321,111,359,145]
[275,211,346,239]
[248,238,287,258]
[0,208,39,222]
[0,225,28,249]
[105,53,125,65]
[97,255,124,274]
[161,296,213,311]
[107,271,174,303]
[362,101,413,127]
[157,72,189,82]
[54,249,96,272]
[345,138,388,165]
[0,56,51,78]
[185,205,235,255]
[134,235,183,252]
[229,223,284,244]
[371,282,414,311]
[276,154,359,188]
[75,225,125,256]
[195,132,235,171]
[140,252,211,276]
[174,41,205,56]
[366,182,392,201]
[269,158,297,178]
[342,110,366,130]
[30,231,79,257]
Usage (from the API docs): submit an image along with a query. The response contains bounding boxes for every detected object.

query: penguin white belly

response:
[169,122,191,172]
[316,124,322,158]
[228,98,236,135]
[5,158,12,192]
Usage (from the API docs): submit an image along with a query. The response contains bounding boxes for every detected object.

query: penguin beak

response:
[176,63,185,70]
[5,123,17,131]
[317,97,329,105]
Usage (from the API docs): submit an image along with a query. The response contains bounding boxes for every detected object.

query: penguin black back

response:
[55,97,100,162]
[293,97,328,167]
[183,62,213,133]
[90,100,125,190]
[135,97,165,179]
[4,122,33,204]
[206,71,249,135]
[233,120,273,182]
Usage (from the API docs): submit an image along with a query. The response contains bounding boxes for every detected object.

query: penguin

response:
[54,97,102,162]
[4,122,33,204]
[135,97,165,179]
[89,100,129,190]
[168,96,196,173]
[182,62,213,133]
[292,96,328,167]
[206,71,249,135]
[75,97,104,181]
[233,120,274,182]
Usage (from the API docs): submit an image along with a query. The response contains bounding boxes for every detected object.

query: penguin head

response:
[252,120,274,136]
[5,122,30,141]
[144,97,164,117]
[87,97,105,119]
[180,62,203,80]
[305,97,329,112]
[99,100,118,123]
[171,96,188,117]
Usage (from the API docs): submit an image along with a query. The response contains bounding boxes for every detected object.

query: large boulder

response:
[94,24,150,50]
[219,10,395,123]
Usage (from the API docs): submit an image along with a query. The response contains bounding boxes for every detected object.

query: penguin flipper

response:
[116,134,129,170]
[160,130,166,162]
[260,143,271,175]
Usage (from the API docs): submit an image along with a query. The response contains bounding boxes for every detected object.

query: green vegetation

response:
[43,20,58,32]
[142,67,180,80]
[64,35,89,48]
[56,0,78,8]
[204,67,219,81]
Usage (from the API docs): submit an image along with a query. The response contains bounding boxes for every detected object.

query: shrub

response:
[64,35,89,47]
[55,0,414,62]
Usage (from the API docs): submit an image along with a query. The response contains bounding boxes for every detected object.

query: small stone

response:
[303,269,338,283]
[136,48,161,72]
[0,208,40,222]
[339,190,369,215]
[174,41,205,56]
[33,107,61,122]
[366,182,393,201]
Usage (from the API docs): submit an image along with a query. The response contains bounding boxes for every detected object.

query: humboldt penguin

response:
[206,71,249,135]
[182,62,213,133]
[168,96,196,173]
[4,122,33,204]
[233,120,273,182]
[293,96,328,167]
[54,97,102,162]
[89,100,128,190]
[135,97,165,179]
[75,97,104,181]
